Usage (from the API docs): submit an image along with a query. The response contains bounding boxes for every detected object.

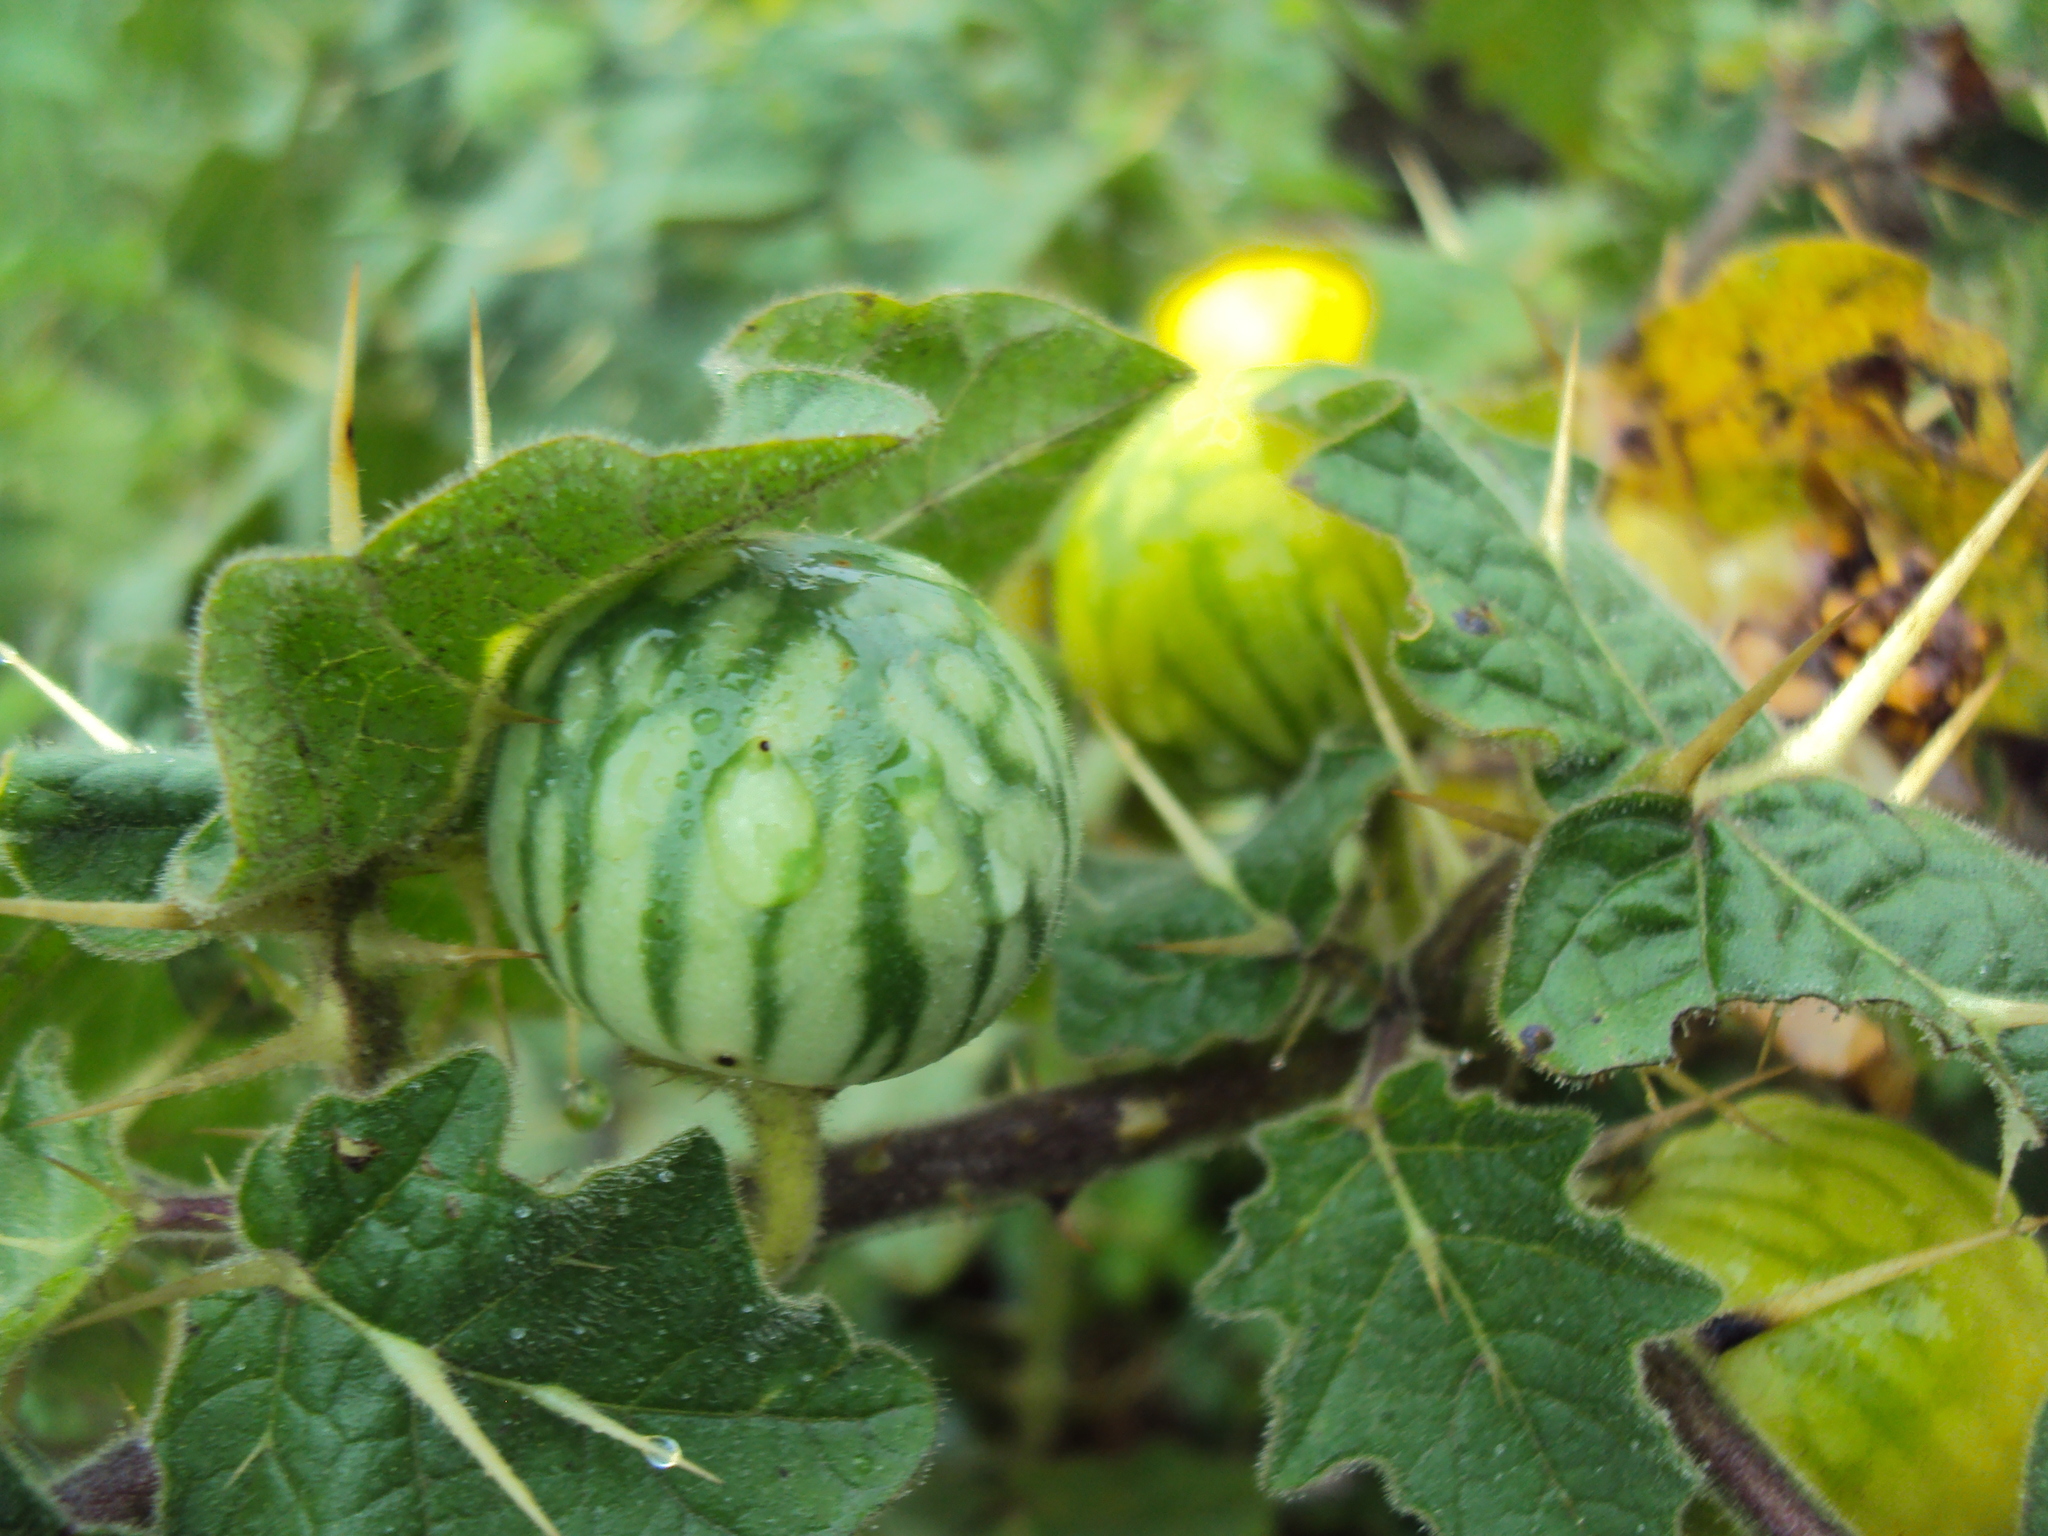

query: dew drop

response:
[514,1205,532,1218]
[656,1168,674,1184]
[643,1436,685,1470]
[706,743,822,907]
[509,1326,527,1341]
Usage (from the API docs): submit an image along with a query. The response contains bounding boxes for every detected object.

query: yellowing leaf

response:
[1601,237,2048,733]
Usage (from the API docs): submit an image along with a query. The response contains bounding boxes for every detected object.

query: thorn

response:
[1145,918,1299,959]
[1332,610,1473,890]
[1653,599,1866,795]
[55,1253,300,1335]
[0,896,198,930]
[1770,447,2048,780]
[330,266,364,556]
[1579,1064,1795,1167]
[28,1023,329,1127]
[1391,789,1541,845]
[1891,660,2006,806]
[37,1154,133,1208]
[1268,971,1335,1070]
[514,1383,720,1483]
[469,293,494,470]
[359,1322,566,1536]
[1086,697,1287,930]
[1389,139,1469,262]
[0,643,141,752]
[1703,1213,2048,1346]
[1539,328,1581,567]
[1651,1064,1782,1144]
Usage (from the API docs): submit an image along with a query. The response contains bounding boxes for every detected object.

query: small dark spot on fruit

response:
[758,739,772,753]
[715,1053,739,1067]
[1517,1025,1554,1056]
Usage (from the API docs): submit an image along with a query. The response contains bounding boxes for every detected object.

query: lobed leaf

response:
[0,749,221,959]
[710,290,1190,587]
[191,293,1182,910]
[0,1032,133,1364]
[1296,393,1773,806]
[155,1051,936,1536]
[1056,740,1394,1057]
[1498,778,2048,1129]
[1201,1061,1713,1536]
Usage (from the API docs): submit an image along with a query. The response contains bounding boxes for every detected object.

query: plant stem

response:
[736,1080,829,1282]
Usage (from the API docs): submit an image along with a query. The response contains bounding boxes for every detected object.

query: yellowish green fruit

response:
[1623,1094,2048,1536]
[1053,376,1410,794]
[1153,248,1374,374]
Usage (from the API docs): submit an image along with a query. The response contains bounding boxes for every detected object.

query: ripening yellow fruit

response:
[1152,248,1374,375]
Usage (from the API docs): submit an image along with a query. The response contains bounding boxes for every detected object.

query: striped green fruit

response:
[1053,374,1409,794]
[1623,1094,2048,1536]
[487,533,1078,1088]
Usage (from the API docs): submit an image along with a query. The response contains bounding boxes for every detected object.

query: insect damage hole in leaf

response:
[152,1051,937,1536]
[1200,1060,1716,1536]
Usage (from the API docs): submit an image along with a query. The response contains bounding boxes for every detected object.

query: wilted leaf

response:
[155,1051,936,1536]
[709,291,1190,587]
[0,750,220,959]
[1297,391,1771,806]
[1498,778,2048,1129]
[0,1031,132,1363]
[1201,1061,1712,1535]
[1056,740,1393,1057]
[1602,237,2048,731]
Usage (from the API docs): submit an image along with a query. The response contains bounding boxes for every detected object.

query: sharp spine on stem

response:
[469,292,494,469]
[1538,328,1581,567]
[1761,448,2048,783]
[0,641,140,752]
[1652,598,1866,796]
[1890,660,2006,806]
[329,266,364,556]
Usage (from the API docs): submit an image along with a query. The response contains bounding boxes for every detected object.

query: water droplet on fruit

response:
[707,744,822,907]
[562,1079,612,1130]
[643,1436,685,1470]
[692,707,721,732]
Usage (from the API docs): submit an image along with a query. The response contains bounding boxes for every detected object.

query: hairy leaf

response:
[0,750,220,959]
[710,290,1190,587]
[155,1052,936,1536]
[1201,1061,1713,1535]
[1297,393,1772,806]
[0,1032,132,1363]
[1056,741,1393,1057]
[191,432,894,909]
[1499,779,2048,1127]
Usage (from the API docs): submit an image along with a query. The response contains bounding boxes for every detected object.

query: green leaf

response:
[1296,394,1772,808]
[709,368,938,447]
[2025,1390,2048,1535]
[1498,779,2048,1127]
[1200,1061,1713,1535]
[710,290,1191,588]
[0,1031,133,1363]
[190,432,897,908]
[1056,741,1394,1057]
[1419,0,1639,162]
[155,1052,936,1536]
[0,749,221,959]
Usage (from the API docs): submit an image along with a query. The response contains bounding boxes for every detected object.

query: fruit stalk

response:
[738,1079,830,1281]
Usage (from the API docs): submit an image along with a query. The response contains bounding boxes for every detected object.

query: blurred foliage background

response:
[9,0,2048,1529]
